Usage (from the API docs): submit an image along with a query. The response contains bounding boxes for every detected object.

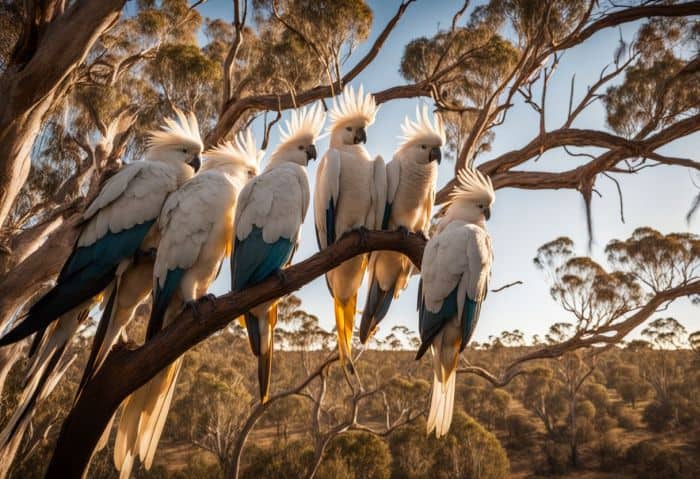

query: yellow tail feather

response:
[333,295,356,368]
[114,359,182,477]
[259,306,277,404]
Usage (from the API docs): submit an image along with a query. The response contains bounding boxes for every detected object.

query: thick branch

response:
[437,113,700,203]
[46,230,425,478]
[0,0,125,115]
[555,2,700,51]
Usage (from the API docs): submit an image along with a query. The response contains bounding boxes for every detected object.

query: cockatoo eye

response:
[181,148,188,153]
[421,145,427,150]
[298,145,304,150]
[345,126,352,132]
[478,204,484,209]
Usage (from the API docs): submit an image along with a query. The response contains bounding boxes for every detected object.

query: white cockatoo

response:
[113,130,263,478]
[416,168,494,438]
[314,85,385,368]
[232,103,325,403]
[359,105,445,343]
[0,109,203,350]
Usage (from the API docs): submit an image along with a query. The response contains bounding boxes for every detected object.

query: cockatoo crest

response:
[147,107,203,152]
[398,104,446,150]
[273,102,326,156]
[204,129,263,171]
[451,167,495,205]
[328,84,379,130]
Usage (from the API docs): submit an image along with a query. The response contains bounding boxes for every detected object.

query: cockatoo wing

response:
[313,149,341,249]
[371,155,387,230]
[416,223,491,359]
[382,157,401,229]
[148,172,235,337]
[80,161,179,246]
[232,164,306,291]
[419,185,436,236]
[0,161,179,346]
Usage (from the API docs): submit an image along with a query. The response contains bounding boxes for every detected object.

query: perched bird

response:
[314,85,385,368]
[114,130,262,478]
[359,105,444,343]
[0,109,203,348]
[233,103,325,403]
[416,168,494,438]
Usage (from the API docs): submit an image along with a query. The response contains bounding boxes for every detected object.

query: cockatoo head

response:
[397,105,445,165]
[448,167,495,223]
[146,108,204,172]
[268,102,326,168]
[328,84,379,147]
[202,128,263,182]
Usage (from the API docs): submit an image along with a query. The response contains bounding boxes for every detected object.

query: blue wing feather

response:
[415,286,482,360]
[325,198,336,246]
[0,220,155,346]
[359,278,395,343]
[232,226,294,291]
[381,202,392,230]
[147,268,185,340]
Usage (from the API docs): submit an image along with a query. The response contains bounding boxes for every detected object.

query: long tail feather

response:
[258,306,276,403]
[95,413,116,453]
[0,344,64,447]
[0,273,113,347]
[426,371,456,438]
[115,396,140,474]
[258,350,273,404]
[334,295,356,373]
[359,278,395,344]
[114,358,182,477]
[76,284,118,403]
[141,359,182,469]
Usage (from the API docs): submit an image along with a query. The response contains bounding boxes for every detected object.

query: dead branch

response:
[458,279,700,388]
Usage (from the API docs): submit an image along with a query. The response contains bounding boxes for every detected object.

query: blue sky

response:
[200,0,699,344]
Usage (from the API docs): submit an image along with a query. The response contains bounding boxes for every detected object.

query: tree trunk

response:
[0,344,20,400]
[0,427,23,479]
[0,214,82,329]
[0,0,125,228]
[569,393,578,468]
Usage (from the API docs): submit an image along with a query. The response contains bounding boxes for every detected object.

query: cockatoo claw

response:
[275,268,288,285]
[185,300,201,319]
[201,294,217,306]
[354,226,369,246]
[397,225,410,240]
[416,230,429,242]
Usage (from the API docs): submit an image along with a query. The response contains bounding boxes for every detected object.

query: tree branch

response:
[459,279,700,388]
[46,229,426,478]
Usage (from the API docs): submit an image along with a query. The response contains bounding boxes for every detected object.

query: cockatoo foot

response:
[397,225,410,239]
[416,230,429,242]
[354,226,369,246]
[184,300,202,319]
[275,268,288,285]
[201,293,217,306]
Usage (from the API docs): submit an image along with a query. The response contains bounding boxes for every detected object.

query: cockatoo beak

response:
[484,207,491,221]
[188,154,202,172]
[305,144,317,161]
[354,127,367,144]
[429,147,441,164]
